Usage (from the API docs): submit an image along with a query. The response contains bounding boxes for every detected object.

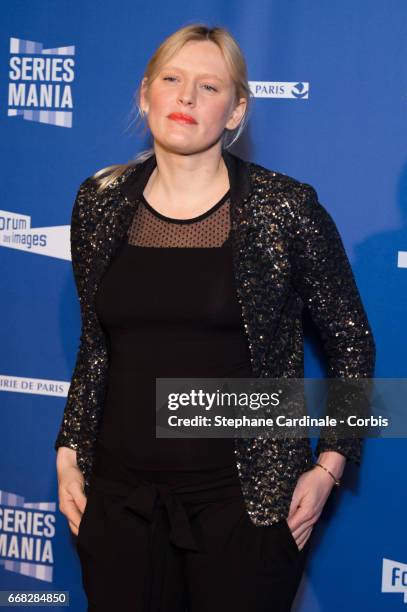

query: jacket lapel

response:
[118,148,253,212]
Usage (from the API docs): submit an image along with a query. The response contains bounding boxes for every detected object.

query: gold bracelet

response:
[314,462,341,487]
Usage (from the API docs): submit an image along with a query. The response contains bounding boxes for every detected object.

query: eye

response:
[202,84,218,92]
[162,76,218,92]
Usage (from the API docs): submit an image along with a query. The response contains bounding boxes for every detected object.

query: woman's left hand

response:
[286,463,341,551]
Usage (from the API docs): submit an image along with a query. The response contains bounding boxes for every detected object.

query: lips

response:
[168,112,197,124]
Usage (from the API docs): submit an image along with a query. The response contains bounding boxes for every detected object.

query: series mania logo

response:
[0,488,56,582]
[8,37,75,128]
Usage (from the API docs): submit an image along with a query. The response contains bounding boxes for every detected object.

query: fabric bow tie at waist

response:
[90,474,201,611]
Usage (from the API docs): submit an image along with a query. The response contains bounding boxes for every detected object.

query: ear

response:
[225,97,247,131]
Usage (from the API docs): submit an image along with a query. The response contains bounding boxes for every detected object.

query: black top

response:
[94,188,253,472]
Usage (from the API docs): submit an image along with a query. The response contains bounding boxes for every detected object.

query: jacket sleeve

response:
[290,183,376,466]
[54,178,95,452]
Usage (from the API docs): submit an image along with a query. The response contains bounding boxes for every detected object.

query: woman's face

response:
[140,40,247,154]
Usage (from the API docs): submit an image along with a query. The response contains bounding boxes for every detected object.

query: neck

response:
[143,142,230,210]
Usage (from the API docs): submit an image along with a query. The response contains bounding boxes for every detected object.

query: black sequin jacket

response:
[54,149,376,526]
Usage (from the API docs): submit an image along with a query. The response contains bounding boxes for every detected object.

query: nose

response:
[178,82,195,106]
[179,94,194,106]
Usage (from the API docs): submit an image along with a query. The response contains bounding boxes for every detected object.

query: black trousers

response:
[76,450,312,612]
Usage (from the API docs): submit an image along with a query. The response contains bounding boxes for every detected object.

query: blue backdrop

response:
[1,1,406,610]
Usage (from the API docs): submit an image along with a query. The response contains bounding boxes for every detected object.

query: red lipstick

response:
[168,112,197,124]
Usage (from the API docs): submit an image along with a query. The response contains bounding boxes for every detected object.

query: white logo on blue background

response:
[398,251,407,268]
[8,37,75,128]
[0,209,70,260]
[248,80,309,98]
[0,489,56,582]
[382,557,407,604]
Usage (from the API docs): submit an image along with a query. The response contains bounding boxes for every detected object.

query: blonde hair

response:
[92,23,253,192]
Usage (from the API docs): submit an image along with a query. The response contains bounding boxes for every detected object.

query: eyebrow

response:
[160,66,225,83]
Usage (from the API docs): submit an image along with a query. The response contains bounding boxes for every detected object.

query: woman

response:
[55,23,375,612]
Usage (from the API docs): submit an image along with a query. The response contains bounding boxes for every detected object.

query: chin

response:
[154,137,198,154]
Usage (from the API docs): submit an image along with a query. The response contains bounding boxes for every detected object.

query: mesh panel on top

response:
[127,191,231,248]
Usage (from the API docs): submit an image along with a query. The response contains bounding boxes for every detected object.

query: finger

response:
[297,526,313,551]
[68,519,79,537]
[291,516,317,541]
[68,481,87,514]
[287,509,315,534]
[288,495,301,518]
[63,498,83,530]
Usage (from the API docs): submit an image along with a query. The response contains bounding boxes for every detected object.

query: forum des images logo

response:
[8,37,75,128]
